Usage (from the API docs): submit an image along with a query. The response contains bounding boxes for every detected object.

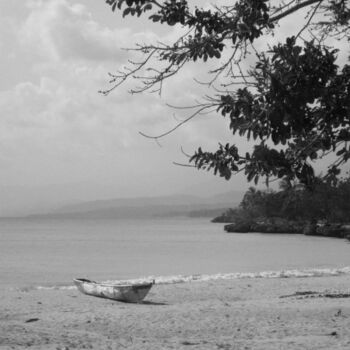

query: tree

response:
[104,0,350,188]
[278,178,305,219]
[240,186,281,218]
[222,174,350,223]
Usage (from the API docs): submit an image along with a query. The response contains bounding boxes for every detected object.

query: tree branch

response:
[139,104,217,140]
[295,0,324,39]
[270,0,322,22]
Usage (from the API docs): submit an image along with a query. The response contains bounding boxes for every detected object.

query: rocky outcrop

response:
[224,219,350,239]
[304,223,348,238]
[342,226,350,241]
[316,224,346,238]
[303,222,317,236]
[224,218,304,234]
[251,219,304,234]
[224,222,251,233]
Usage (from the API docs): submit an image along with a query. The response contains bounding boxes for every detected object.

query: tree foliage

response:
[104,0,350,188]
[220,175,350,223]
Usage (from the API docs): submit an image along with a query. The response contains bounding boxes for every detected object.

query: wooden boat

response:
[73,278,154,303]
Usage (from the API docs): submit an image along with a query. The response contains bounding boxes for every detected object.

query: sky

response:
[0,0,348,216]
[0,0,242,215]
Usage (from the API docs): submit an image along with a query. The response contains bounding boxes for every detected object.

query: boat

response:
[73,278,154,303]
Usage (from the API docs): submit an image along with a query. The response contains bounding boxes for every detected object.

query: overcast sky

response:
[0,1,348,215]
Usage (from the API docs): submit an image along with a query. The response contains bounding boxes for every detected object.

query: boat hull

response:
[73,278,153,303]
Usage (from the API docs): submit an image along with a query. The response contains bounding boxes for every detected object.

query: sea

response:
[1,217,350,290]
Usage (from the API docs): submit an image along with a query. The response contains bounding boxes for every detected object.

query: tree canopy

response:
[221,175,350,223]
[104,0,350,188]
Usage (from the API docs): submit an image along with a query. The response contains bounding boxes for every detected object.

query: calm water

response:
[1,217,350,288]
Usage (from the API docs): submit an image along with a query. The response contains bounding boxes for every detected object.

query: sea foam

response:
[30,266,350,291]
[105,266,350,285]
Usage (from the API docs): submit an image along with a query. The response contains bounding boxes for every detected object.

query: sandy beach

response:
[1,274,350,350]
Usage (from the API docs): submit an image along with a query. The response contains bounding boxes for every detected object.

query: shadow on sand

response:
[141,300,168,306]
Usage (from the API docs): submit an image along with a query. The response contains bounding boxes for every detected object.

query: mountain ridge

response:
[22,190,244,219]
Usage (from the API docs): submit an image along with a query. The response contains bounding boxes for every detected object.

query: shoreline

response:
[1,274,350,349]
[4,264,350,292]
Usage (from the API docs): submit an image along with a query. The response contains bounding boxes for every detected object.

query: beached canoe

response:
[73,278,154,303]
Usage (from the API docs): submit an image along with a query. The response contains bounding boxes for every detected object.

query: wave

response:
[29,266,350,291]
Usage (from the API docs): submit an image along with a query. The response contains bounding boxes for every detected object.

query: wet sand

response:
[1,275,350,349]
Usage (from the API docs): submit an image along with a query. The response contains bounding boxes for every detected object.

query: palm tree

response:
[279,178,305,220]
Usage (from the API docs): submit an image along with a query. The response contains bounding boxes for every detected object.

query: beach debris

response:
[280,291,318,298]
[118,336,133,348]
[181,340,201,346]
[216,343,232,349]
[323,293,350,298]
[335,309,342,317]
[280,291,350,299]
[25,318,39,323]
[219,298,231,306]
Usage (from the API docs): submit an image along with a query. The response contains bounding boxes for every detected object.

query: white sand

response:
[1,275,350,349]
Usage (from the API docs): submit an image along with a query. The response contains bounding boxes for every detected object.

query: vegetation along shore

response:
[212,177,350,240]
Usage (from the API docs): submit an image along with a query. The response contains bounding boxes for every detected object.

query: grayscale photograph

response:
[0,0,350,349]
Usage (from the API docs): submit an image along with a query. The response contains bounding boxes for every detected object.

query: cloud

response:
[0,0,257,211]
[0,0,255,166]
[20,0,156,63]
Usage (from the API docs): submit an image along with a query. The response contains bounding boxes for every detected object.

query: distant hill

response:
[25,191,244,219]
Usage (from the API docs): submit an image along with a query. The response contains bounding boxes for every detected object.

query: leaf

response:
[143,3,152,12]
[25,318,39,323]
[123,8,131,17]
[247,171,255,182]
[336,148,346,156]
[214,50,221,58]
[254,175,259,185]
[149,14,162,22]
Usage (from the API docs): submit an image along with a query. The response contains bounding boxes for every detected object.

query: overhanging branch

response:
[270,0,322,22]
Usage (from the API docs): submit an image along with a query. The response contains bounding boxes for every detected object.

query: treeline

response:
[213,177,350,238]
